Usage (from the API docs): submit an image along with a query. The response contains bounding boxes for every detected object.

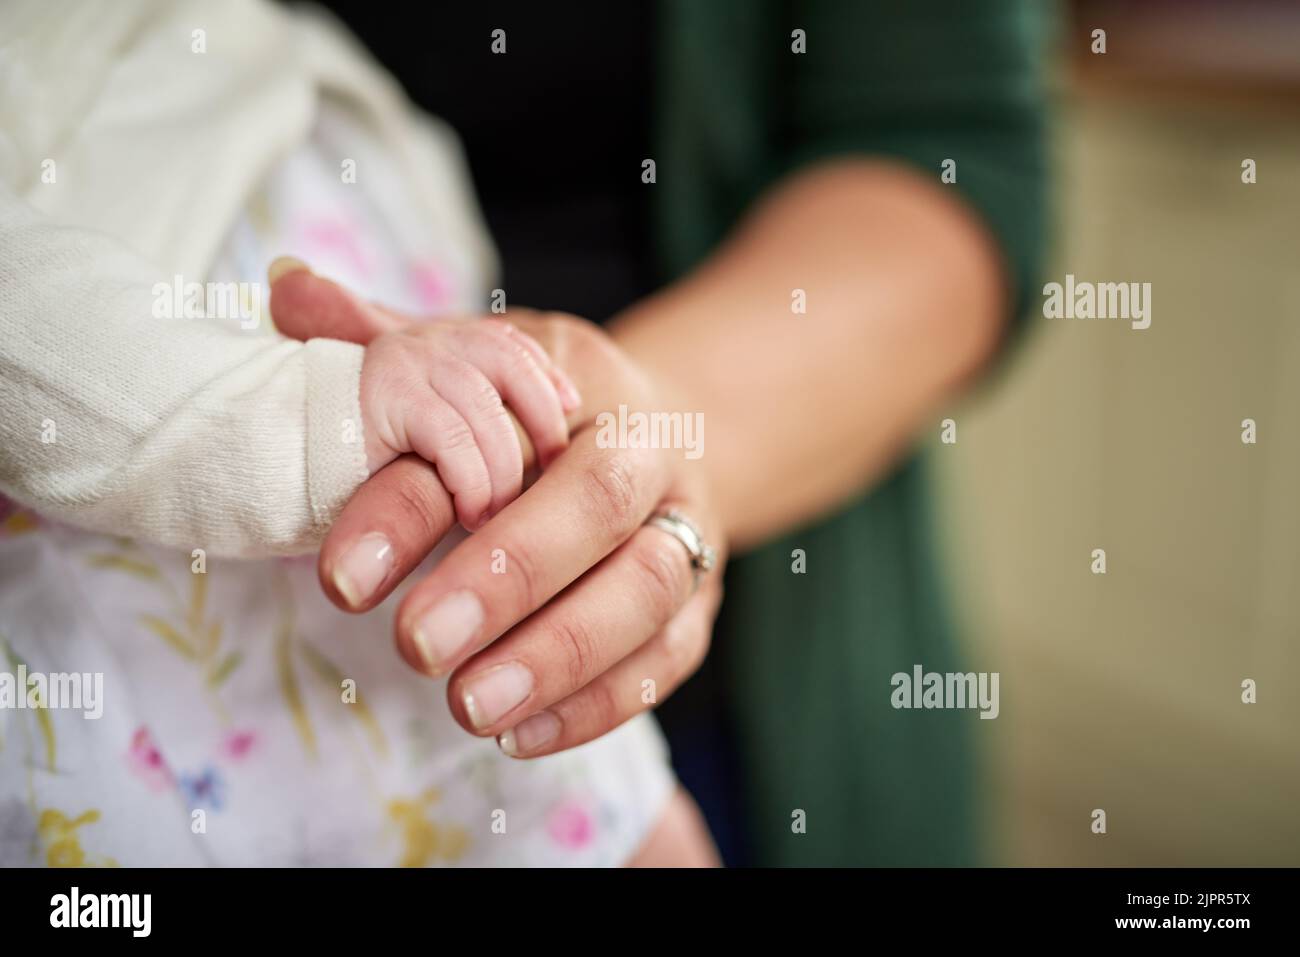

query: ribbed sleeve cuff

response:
[303,337,369,532]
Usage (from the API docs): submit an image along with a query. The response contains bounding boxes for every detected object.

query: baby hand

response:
[360,318,581,530]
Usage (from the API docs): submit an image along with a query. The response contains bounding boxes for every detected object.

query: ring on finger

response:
[644,507,717,592]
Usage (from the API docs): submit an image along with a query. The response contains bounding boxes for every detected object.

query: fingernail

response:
[267,255,311,284]
[462,662,534,730]
[554,370,582,412]
[498,710,560,757]
[332,532,393,609]
[412,590,483,674]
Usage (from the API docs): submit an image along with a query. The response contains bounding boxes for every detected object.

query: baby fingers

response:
[427,355,523,525]
[458,322,573,469]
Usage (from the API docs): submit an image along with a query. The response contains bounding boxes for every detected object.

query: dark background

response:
[317,1,659,322]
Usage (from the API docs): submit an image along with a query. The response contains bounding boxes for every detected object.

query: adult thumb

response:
[267,257,408,344]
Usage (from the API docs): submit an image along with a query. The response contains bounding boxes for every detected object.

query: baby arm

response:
[0,191,368,556]
[0,189,573,557]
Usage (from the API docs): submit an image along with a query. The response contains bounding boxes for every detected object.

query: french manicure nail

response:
[498,710,561,756]
[332,532,393,609]
[412,590,484,674]
[462,662,535,730]
[267,255,311,284]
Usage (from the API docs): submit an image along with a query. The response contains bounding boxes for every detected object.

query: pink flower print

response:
[546,798,596,850]
[299,217,372,280]
[218,729,257,763]
[407,260,456,312]
[126,726,174,792]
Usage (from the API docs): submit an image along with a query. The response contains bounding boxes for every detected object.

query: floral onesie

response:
[0,102,674,868]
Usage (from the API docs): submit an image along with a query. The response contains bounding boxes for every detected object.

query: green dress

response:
[651,0,1051,865]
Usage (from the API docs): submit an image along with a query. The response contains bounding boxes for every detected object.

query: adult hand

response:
[269,261,726,758]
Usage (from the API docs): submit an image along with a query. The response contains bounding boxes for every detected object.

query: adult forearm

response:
[611,158,1010,550]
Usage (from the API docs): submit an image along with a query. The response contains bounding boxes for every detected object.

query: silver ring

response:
[645,507,717,591]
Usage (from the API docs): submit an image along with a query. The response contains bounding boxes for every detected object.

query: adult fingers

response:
[267,258,408,344]
[498,578,722,757]
[441,518,703,736]
[318,359,544,614]
[393,430,674,677]
[321,454,455,612]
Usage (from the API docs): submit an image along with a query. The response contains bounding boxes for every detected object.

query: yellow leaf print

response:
[206,651,242,688]
[201,620,222,660]
[187,569,208,635]
[92,554,236,722]
[140,614,196,660]
[386,788,469,867]
[38,808,118,868]
[276,620,316,759]
[1,636,56,769]
[33,707,55,770]
[298,642,389,758]
[86,553,161,581]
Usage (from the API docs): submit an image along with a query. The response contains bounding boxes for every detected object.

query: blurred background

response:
[932,0,1300,865]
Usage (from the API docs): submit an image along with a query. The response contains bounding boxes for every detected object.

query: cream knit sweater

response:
[0,0,495,557]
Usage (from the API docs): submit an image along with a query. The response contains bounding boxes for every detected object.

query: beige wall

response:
[933,85,1300,865]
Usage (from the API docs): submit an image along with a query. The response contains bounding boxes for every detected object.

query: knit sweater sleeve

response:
[0,186,370,557]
